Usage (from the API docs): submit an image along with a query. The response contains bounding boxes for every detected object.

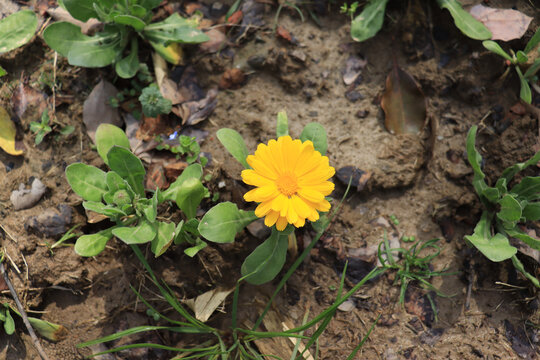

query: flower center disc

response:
[276,173,299,197]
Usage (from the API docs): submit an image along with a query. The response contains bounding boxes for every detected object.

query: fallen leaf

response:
[342,55,367,85]
[164,161,188,180]
[199,29,227,53]
[11,82,47,121]
[276,26,292,42]
[47,7,101,34]
[381,62,427,135]
[219,68,246,89]
[404,287,435,327]
[470,5,532,42]
[83,80,122,142]
[184,287,234,322]
[0,106,24,155]
[335,166,371,191]
[24,205,72,238]
[227,10,243,25]
[174,88,218,126]
[146,163,168,191]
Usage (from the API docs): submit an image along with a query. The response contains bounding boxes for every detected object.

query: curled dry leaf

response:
[83,80,122,142]
[11,82,47,121]
[174,88,218,126]
[199,29,227,53]
[470,5,532,42]
[47,7,101,34]
[219,68,246,89]
[342,55,367,85]
[0,106,24,155]
[381,62,427,135]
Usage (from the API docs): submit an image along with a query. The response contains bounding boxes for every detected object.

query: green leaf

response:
[113,15,147,31]
[106,171,128,192]
[523,202,540,221]
[115,38,140,79]
[198,202,258,243]
[216,128,250,169]
[26,317,67,342]
[83,201,126,217]
[139,0,162,11]
[482,40,512,61]
[466,126,489,201]
[139,84,172,117]
[505,227,540,251]
[482,187,500,203]
[496,194,522,227]
[151,221,175,257]
[300,123,328,155]
[144,189,159,223]
[0,65,6,77]
[175,178,205,219]
[112,221,156,244]
[276,111,289,138]
[465,212,517,262]
[516,50,528,64]
[64,0,98,21]
[66,163,108,202]
[143,13,209,44]
[524,59,540,79]
[95,124,130,165]
[43,22,121,67]
[524,26,540,54]
[184,238,207,257]
[511,177,540,200]
[66,26,123,68]
[350,0,389,43]
[107,146,146,196]
[501,151,540,183]
[75,228,114,257]
[241,227,292,285]
[3,308,14,335]
[0,10,38,54]
[516,67,532,104]
[162,163,203,201]
[437,0,492,40]
[495,178,508,195]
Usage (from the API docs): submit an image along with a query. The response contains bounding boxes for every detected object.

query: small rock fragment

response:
[247,218,271,240]
[25,205,72,238]
[10,178,47,210]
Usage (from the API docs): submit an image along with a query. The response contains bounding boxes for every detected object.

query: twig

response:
[0,261,50,360]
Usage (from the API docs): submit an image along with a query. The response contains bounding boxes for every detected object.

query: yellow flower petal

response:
[247,155,278,180]
[242,169,273,187]
[276,216,288,231]
[264,210,280,227]
[297,187,325,203]
[255,201,273,217]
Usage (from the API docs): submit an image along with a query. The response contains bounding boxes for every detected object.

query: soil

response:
[1,0,540,359]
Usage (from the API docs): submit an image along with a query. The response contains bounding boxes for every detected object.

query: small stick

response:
[0,261,50,360]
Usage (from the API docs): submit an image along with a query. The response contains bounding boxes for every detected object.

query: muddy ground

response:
[1,0,540,359]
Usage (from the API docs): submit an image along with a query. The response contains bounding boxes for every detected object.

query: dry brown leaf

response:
[199,29,227,53]
[11,82,47,121]
[184,287,233,322]
[381,62,427,135]
[0,106,24,156]
[83,80,122,142]
[470,5,532,41]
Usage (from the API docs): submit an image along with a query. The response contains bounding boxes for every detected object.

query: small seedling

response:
[0,303,15,335]
[465,125,540,287]
[29,109,74,145]
[340,2,360,20]
[139,84,172,117]
[482,27,540,104]
[157,134,207,165]
[378,233,454,318]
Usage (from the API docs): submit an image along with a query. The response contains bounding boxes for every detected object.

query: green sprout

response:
[29,109,75,145]
[139,84,172,117]
[482,27,540,104]
[157,134,207,165]
[378,233,455,319]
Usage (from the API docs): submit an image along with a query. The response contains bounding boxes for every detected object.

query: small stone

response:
[337,299,355,312]
[356,110,369,118]
[246,218,271,240]
[345,89,364,102]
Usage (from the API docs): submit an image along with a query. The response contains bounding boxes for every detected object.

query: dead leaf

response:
[199,29,227,53]
[276,26,292,42]
[47,7,101,34]
[24,205,72,238]
[470,5,532,42]
[174,88,218,126]
[219,68,246,89]
[227,10,243,25]
[0,106,24,156]
[11,82,48,121]
[342,55,367,85]
[146,164,168,191]
[83,80,123,142]
[404,287,435,327]
[164,161,188,180]
[381,62,427,135]
[184,287,234,322]
[335,166,371,191]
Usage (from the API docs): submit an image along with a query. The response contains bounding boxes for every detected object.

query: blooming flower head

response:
[241,136,335,231]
